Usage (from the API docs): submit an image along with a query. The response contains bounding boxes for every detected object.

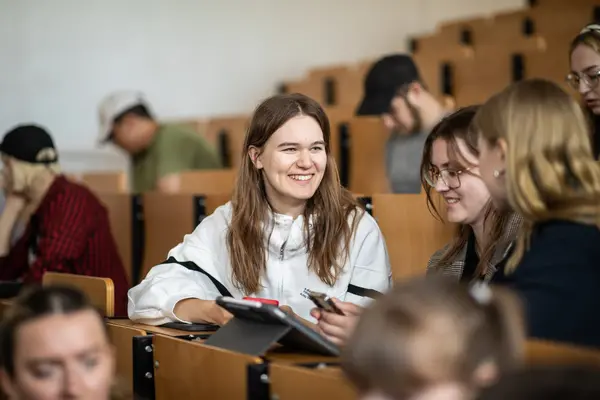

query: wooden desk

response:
[107,319,341,399]
[153,334,263,399]
[106,318,216,337]
[269,362,357,400]
[264,345,339,365]
[106,319,338,363]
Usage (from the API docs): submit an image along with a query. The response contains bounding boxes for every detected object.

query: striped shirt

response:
[0,176,128,316]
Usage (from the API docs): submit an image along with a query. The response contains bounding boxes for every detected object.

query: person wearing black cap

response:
[0,124,129,316]
[357,54,448,193]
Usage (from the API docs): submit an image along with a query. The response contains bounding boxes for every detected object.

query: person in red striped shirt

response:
[0,125,128,316]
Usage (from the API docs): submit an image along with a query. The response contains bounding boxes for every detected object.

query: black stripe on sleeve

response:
[347,284,382,300]
[163,257,233,297]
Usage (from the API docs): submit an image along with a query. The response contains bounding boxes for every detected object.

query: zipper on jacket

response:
[279,240,287,261]
[279,240,287,299]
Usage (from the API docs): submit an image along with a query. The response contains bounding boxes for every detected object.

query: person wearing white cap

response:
[98,91,222,193]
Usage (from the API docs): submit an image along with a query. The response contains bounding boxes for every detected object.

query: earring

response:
[493,169,502,178]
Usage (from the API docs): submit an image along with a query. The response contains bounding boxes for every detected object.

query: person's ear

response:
[472,359,499,388]
[494,138,508,172]
[248,146,263,169]
[405,82,423,103]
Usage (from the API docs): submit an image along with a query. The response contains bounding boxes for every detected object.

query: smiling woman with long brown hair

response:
[128,93,391,326]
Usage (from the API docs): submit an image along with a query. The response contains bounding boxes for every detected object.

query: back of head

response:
[473,78,600,224]
[228,93,360,295]
[0,285,102,377]
[477,365,600,400]
[342,277,525,399]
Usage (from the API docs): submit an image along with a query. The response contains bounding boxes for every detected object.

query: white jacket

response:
[128,202,392,324]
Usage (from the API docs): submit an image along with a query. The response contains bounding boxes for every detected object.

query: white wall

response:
[0,0,525,172]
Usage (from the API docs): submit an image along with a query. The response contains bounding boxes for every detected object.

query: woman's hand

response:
[311,298,364,346]
[280,305,318,330]
[173,299,233,326]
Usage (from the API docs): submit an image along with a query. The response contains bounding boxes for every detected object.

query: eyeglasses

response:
[566,70,600,91]
[424,167,471,189]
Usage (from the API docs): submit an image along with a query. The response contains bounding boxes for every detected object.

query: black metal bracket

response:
[339,123,350,188]
[131,195,145,284]
[132,335,155,400]
[247,363,269,400]
[357,196,373,216]
[193,195,208,227]
[512,53,525,82]
[218,129,231,168]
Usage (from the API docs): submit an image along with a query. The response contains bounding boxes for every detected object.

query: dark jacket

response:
[493,220,600,349]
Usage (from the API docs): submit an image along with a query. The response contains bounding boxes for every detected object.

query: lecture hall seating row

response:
[7,271,600,400]
[85,182,454,286]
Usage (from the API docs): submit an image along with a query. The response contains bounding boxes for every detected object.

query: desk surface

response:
[106,318,339,364]
[106,318,212,337]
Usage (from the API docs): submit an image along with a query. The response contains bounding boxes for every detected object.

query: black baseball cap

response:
[0,124,58,164]
[356,54,422,116]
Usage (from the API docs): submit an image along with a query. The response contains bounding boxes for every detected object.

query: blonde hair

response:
[473,79,600,271]
[343,277,524,399]
[570,24,600,55]
[4,148,60,193]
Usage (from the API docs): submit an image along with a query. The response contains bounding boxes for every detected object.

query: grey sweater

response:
[385,132,428,193]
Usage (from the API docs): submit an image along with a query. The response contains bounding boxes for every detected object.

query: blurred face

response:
[477,136,509,210]
[250,115,327,216]
[570,44,600,114]
[427,138,490,226]
[111,115,154,154]
[382,90,421,135]
[1,156,14,193]
[2,310,115,400]
[360,384,467,400]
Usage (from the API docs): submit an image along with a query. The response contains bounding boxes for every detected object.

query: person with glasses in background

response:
[569,22,600,158]
[421,106,522,282]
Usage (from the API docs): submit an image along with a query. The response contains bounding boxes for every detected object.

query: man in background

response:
[98,91,222,193]
[357,54,448,193]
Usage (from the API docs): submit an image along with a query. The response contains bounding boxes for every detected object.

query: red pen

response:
[243,297,280,306]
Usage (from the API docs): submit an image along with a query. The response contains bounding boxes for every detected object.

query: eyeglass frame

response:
[423,166,474,189]
[566,69,600,91]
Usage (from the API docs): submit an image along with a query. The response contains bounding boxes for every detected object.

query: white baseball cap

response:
[97,90,151,143]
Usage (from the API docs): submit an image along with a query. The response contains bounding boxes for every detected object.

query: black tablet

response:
[215,297,340,357]
[160,322,219,332]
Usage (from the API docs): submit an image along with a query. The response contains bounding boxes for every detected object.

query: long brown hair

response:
[420,106,513,277]
[473,78,600,271]
[227,93,362,294]
[343,277,525,399]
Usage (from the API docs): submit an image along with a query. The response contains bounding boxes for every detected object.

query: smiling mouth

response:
[445,198,460,204]
[289,174,313,181]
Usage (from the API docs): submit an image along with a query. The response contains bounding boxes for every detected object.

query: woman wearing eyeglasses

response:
[421,106,522,282]
[569,23,600,158]
[311,107,522,347]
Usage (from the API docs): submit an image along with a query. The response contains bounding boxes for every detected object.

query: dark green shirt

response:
[132,124,221,193]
